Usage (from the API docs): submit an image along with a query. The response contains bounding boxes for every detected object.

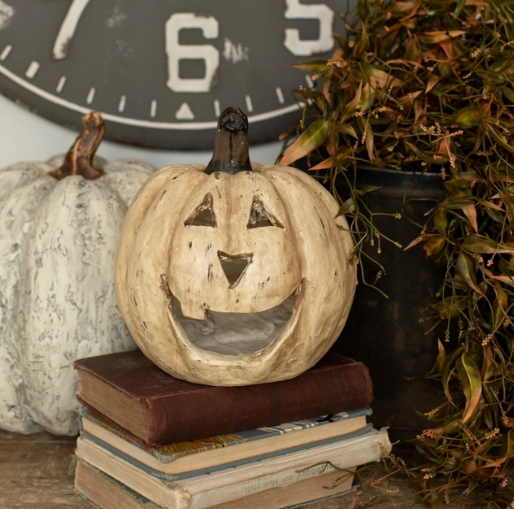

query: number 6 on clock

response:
[166,13,220,93]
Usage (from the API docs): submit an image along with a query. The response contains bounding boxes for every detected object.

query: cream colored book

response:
[81,408,372,477]
[75,459,356,509]
[75,426,391,509]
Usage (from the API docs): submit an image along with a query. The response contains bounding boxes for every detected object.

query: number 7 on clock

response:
[52,0,91,60]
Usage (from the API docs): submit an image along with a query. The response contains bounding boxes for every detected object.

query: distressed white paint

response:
[284,0,334,56]
[86,87,96,104]
[214,100,221,118]
[0,1,14,31]
[0,155,155,435]
[115,163,356,386]
[165,13,219,93]
[118,94,126,113]
[245,95,253,113]
[25,61,40,79]
[276,87,285,104]
[56,75,67,93]
[0,44,11,61]
[52,0,91,60]
[223,38,248,63]
[175,102,194,120]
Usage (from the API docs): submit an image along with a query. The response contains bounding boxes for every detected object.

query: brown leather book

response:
[74,349,372,446]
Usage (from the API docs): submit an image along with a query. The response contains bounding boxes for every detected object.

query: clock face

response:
[0,0,348,149]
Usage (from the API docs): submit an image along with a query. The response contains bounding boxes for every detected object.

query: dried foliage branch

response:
[280,0,514,506]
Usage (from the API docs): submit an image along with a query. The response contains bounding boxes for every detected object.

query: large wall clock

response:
[0,0,349,149]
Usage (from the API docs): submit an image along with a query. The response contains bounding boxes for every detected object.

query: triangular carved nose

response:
[218,251,252,288]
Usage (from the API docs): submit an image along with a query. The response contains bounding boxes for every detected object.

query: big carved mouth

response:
[161,275,304,356]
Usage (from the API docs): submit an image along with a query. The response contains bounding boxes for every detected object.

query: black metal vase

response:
[330,167,446,445]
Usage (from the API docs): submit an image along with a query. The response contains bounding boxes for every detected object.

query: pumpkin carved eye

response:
[185,194,216,227]
[247,198,283,229]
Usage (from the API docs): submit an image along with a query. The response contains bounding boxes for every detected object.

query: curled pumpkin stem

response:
[205,106,252,175]
[49,111,105,180]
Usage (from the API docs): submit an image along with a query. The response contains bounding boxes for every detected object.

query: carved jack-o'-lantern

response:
[115,108,356,386]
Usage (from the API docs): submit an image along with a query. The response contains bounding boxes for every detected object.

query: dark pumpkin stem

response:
[49,111,105,180]
[205,107,252,175]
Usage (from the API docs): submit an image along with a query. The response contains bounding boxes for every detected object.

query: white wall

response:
[0,94,284,168]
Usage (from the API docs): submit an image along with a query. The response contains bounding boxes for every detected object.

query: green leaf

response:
[365,123,375,161]
[503,87,514,104]
[290,59,329,72]
[360,82,374,112]
[434,208,448,235]
[455,0,466,15]
[463,235,514,254]
[405,141,449,164]
[500,429,514,458]
[456,352,482,424]
[339,124,358,139]
[482,349,497,382]
[441,346,465,403]
[456,253,484,295]
[355,185,382,196]
[340,81,363,122]
[337,198,356,217]
[456,106,483,129]
[423,236,446,257]
[279,120,329,167]
[428,339,446,376]
[486,124,514,155]
[432,296,467,319]
[492,287,509,330]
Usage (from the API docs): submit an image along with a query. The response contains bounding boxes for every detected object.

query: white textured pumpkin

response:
[0,112,155,435]
[115,108,356,386]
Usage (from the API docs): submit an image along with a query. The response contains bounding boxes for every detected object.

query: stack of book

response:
[73,349,391,509]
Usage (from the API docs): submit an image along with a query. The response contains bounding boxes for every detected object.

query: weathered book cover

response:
[80,407,372,470]
[75,427,390,509]
[74,458,357,509]
[82,420,374,480]
[74,349,373,446]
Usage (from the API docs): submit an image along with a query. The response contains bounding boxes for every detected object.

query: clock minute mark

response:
[214,100,220,118]
[118,95,126,113]
[25,61,40,79]
[0,44,12,61]
[175,103,194,120]
[150,100,157,118]
[0,64,301,128]
[245,95,253,113]
[276,87,285,105]
[56,76,66,93]
[305,75,314,88]
[86,87,95,105]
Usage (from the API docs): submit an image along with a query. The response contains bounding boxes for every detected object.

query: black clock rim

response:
[0,76,301,150]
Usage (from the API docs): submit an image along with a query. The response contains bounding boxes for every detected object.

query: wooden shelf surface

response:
[0,430,484,509]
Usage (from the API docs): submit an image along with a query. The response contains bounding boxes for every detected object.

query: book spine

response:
[147,362,373,445]
[75,428,391,509]
[187,429,389,509]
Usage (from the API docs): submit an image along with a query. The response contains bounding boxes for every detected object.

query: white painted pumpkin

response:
[0,112,155,435]
[115,107,356,386]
